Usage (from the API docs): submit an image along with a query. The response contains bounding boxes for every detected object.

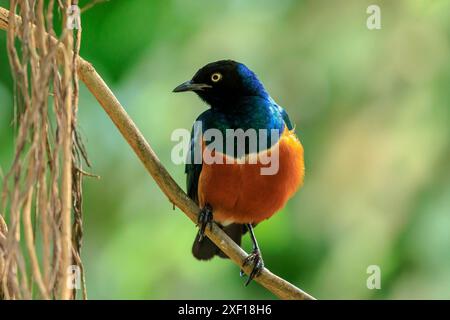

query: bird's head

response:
[173,60,268,109]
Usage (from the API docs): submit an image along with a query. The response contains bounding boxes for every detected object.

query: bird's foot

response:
[197,204,213,242]
[241,249,264,286]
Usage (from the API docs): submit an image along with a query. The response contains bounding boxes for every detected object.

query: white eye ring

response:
[211,72,222,82]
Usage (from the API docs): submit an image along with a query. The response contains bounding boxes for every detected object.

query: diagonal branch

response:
[0,6,315,300]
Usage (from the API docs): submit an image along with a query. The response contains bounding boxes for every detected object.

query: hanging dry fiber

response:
[0,1,88,300]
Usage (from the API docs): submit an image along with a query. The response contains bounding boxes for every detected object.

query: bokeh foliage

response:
[0,0,449,299]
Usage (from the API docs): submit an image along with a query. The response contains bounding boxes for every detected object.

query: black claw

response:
[197,204,213,242]
[242,249,264,286]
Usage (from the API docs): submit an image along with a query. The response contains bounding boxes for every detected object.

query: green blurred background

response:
[1,0,450,299]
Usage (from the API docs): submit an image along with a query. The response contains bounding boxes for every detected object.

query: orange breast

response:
[198,127,304,225]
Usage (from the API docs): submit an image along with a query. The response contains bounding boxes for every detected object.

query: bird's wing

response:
[280,107,294,130]
[269,97,294,130]
[185,117,204,205]
[276,103,294,130]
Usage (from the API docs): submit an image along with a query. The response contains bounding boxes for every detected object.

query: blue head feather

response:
[236,63,269,99]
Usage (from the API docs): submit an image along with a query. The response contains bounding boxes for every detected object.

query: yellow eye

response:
[211,72,222,82]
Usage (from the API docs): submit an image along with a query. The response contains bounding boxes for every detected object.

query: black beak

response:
[173,80,212,93]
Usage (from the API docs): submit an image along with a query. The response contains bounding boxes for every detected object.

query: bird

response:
[173,60,304,285]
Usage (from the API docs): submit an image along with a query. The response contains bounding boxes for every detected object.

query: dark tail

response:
[192,224,246,260]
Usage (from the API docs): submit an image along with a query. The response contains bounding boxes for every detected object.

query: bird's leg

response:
[197,204,213,242]
[242,224,264,286]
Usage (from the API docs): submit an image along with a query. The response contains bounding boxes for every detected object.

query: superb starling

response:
[173,60,304,284]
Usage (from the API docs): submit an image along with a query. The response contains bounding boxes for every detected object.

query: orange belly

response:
[198,128,304,225]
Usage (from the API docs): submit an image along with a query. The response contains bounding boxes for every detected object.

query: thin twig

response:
[23,185,50,299]
[0,6,315,300]
[80,0,109,14]
[58,0,74,300]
